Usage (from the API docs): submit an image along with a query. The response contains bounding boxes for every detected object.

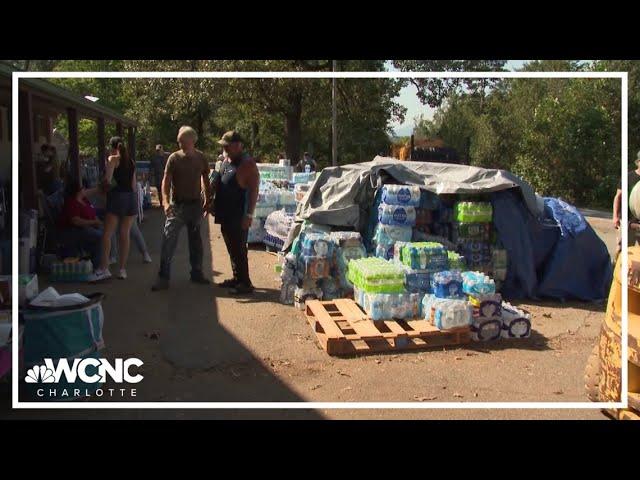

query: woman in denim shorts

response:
[90,136,138,282]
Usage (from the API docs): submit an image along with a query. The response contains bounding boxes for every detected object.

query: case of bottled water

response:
[462,271,496,296]
[377,205,417,227]
[470,317,503,341]
[469,293,503,319]
[301,233,335,259]
[347,257,405,294]
[501,302,532,339]
[380,185,422,207]
[454,202,493,223]
[373,224,413,245]
[431,270,464,298]
[425,297,472,330]
[400,242,448,271]
[354,286,421,321]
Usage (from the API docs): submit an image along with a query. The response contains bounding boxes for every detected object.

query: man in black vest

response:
[213,131,260,295]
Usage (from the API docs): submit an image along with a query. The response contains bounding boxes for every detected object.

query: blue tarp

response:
[491,190,612,302]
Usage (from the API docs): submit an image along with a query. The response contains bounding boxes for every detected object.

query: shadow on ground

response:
[1,207,323,419]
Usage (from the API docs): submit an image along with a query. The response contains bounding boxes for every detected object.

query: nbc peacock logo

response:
[23,358,144,399]
[25,365,56,383]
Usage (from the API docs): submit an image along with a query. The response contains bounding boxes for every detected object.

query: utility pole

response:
[332,60,338,166]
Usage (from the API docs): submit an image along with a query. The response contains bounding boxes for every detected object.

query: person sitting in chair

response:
[57,177,104,269]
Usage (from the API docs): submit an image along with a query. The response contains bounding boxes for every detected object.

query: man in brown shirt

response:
[152,126,211,291]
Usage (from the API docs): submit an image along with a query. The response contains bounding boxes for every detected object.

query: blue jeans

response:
[158,202,204,279]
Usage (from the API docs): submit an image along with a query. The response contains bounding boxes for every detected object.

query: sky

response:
[390,60,528,137]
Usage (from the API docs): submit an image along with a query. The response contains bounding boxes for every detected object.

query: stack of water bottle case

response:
[248,180,297,245]
[279,227,367,309]
[280,184,531,342]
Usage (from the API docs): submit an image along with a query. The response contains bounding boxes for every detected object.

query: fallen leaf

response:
[455,356,462,361]
[414,395,438,401]
[337,370,351,377]
[453,392,464,398]
[465,352,478,357]
[310,384,321,391]
[553,390,564,395]
[543,313,552,318]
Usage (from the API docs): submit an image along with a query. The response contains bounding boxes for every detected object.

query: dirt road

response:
[1,207,615,420]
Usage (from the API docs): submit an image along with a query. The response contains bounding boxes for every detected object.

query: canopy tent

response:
[291,156,612,302]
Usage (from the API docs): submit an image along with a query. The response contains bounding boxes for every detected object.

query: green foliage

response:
[424,62,622,208]
[44,60,405,166]
[392,60,507,108]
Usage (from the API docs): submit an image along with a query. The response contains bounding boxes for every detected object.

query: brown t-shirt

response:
[165,149,209,202]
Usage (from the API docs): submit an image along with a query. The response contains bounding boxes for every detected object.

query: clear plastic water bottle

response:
[305,164,310,174]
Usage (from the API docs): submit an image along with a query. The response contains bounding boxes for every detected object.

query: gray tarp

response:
[294,157,543,230]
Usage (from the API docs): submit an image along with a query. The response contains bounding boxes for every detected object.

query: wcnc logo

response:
[25,358,143,399]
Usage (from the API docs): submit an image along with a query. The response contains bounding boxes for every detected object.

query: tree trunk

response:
[196,109,204,148]
[251,121,259,153]
[284,93,303,165]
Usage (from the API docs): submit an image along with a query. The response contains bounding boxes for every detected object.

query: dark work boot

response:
[190,272,211,284]
[229,283,255,295]
[216,278,239,288]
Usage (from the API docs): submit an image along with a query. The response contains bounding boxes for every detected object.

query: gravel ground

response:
[1,203,616,420]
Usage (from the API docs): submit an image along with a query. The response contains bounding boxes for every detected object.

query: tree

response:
[392,60,507,109]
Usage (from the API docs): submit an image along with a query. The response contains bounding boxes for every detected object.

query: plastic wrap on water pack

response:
[431,270,464,299]
[447,251,466,270]
[263,232,285,250]
[423,295,472,330]
[452,222,492,243]
[301,232,335,259]
[373,224,413,245]
[373,242,395,260]
[403,267,434,294]
[247,218,266,243]
[454,202,493,223]
[301,256,331,280]
[264,209,295,239]
[400,242,448,271]
[380,184,422,207]
[293,285,323,310]
[330,231,363,248]
[354,286,421,321]
[469,293,503,319]
[501,302,531,339]
[347,257,405,294]
[319,277,341,300]
[462,271,496,296]
[377,205,417,227]
[292,172,316,184]
[470,317,503,342]
[337,243,367,290]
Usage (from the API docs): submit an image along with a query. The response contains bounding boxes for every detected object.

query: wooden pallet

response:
[305,299,470,356]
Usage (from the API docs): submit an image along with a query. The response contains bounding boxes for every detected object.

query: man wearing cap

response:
[152,126,211,291]
[150,144,168,208]
[213,131,260,295]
